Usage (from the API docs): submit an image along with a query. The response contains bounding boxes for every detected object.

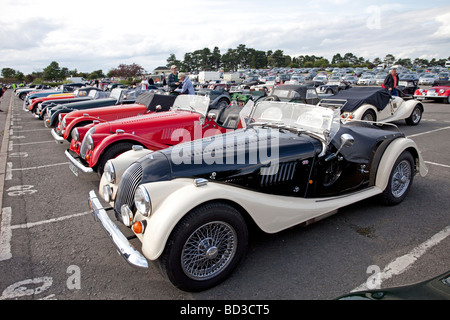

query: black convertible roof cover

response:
[328,87,391,112]
[135,92,176,112]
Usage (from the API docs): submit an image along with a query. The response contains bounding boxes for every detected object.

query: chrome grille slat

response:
[114,163,143,215]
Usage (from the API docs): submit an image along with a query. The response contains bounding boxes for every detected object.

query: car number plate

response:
[399,81,407,86]
[69,163,79,176]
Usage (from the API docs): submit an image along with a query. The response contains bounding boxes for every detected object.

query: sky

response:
[1,0,449,75]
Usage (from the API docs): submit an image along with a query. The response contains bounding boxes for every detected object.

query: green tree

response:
[43,61,62,81]
[1,67,17,78]
[166,54,182,69]
[384,54,396,66]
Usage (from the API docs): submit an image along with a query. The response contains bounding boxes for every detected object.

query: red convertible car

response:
[52,92,177,143]
[65,95,251,177]
[414,80,450,103]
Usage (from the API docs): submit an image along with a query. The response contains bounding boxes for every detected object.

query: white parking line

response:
[11,211,90,230]
[0,207,12,261]
[352,225,450,292]
[425,161,450,169]
[6,162,70,180]
[407,126,450,138]
[0,207,90,262]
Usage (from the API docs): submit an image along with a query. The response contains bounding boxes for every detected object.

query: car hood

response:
[135,127,322,188]
[92,110,202,136]
[51,98,117,111]
[66,103,147,119]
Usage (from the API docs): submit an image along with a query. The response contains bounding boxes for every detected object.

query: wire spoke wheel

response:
[391,159,412,198]
[182,221,237,281]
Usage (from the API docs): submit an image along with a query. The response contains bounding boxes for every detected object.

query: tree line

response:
[2,44,449,83]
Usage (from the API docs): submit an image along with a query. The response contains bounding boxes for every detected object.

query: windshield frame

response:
[247,101,340,145]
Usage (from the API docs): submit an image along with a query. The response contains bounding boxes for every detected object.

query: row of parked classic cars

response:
[17,81,430,292]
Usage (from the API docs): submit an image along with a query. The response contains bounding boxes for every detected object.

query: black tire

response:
[158,202,248,292]
[361,109,376,122]
[381,151,415,206]
[405,105,422,126]
[96,142,135,177]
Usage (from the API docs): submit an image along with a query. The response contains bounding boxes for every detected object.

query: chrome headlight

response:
[103,160,116,184]
[85,135,94,150]
[62,117,67,129]
[71,128,79,142]
[439,89,445,94]
[134,185,152,216]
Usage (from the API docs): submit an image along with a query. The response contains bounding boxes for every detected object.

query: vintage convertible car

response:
[15,84,52,100]
[88,100,428,292]
[413,80,450,104]
[319,87,424,125]
[23,83,84,107]
[66,95,250,176]
[43,88,144,128]
[263,84,320,104]
[317,80,352,95]
[52,92,177,143]
[26,87,104,113]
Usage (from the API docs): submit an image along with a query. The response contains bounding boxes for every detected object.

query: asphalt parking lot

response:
[0,89,448,303]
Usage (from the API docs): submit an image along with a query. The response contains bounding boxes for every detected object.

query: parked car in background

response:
[319,87,424,125]
[66,95,252,176]
[418,73,438,85]
[375,73,388,86]
[88,100,427,291]
[342,75,359,85]
[357,74,376,85]
[26,87,103,113]
[43,88,145,128]
[52,92,177,144]
[262,84,320,104]
[413,80,450,104]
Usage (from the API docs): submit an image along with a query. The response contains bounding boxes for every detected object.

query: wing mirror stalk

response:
[325,133,354,162]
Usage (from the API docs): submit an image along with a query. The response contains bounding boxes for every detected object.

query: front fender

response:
[375,137,428,191]
[99,147,154,201]
[90,133,169,167]
[64,116,103,140]
[139,178,383,260]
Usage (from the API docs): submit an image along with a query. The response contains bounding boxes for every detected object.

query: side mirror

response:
[325,133,354,162]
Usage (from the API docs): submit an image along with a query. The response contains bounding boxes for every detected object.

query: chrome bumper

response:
[51,129,65,144]
[65,149,94,174]
[88,190,148,269]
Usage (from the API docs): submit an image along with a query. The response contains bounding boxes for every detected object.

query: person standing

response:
[176,73,195,95]
[382,67,400,96]
[140,76,149,90]
[168,65,180,92]
[0,86,7,112]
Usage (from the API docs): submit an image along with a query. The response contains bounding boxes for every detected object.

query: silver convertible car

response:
[88,100,428,291]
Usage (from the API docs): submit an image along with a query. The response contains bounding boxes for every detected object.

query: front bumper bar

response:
[51,129,65,144]
[65,149,94,174]
[88,190,149,269]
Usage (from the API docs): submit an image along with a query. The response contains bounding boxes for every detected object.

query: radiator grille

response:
[114,162,144,215]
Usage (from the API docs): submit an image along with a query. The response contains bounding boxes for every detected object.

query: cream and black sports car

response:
[88,100,428,292]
